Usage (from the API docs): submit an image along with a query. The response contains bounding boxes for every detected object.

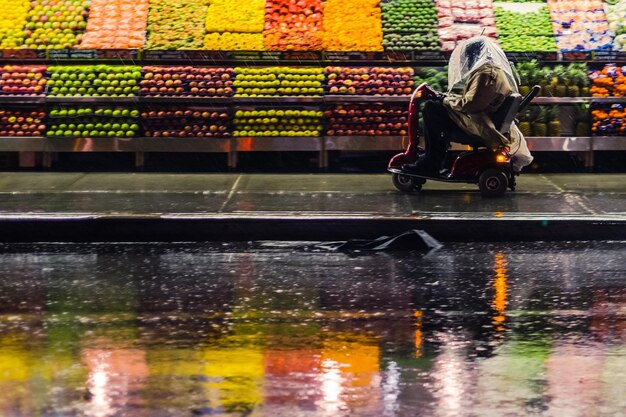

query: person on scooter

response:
[403,36,533,175]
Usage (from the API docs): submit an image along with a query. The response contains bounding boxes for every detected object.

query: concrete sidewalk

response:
[0,172,624,242]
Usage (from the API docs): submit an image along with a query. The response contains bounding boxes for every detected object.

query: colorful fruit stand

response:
[0,0,625,170]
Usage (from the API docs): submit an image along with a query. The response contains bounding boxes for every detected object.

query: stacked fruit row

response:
[591,104,625,136]
[79,0,149,49]
[413,67,447,93]
[24,0,89,49]
[233,109,323,137]
[325,103,408,136]
[142,106,231,138]
[322,0,383,51]
[47,65,141,97]
[140,66,234,97]
[204,0,265,50]
[494,4,556,52]
[548,0,612,52]
[233,67,324,97]
[0,109,45,136]
[606,1,626,51]
[381,0,439,51]
[437,0,498,51]
[145,0,207,50]
[0,0,30,48]
[516,60,589,97]
[263,0,323,51]
[518,106,562,137]
[0,65,47,96]
[325,67,414,96]
[589,64,626,98]
[47,105,140,138]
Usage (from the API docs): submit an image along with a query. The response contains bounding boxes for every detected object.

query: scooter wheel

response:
[479,168,508,198]
[392,173,421,192]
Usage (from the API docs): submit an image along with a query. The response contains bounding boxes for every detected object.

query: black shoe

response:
[402,160,440,176]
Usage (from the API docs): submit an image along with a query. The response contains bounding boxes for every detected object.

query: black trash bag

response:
[314,229,442,252]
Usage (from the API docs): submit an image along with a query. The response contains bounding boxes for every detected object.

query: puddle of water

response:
[0,242,624,416]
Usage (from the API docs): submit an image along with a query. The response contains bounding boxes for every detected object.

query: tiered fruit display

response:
[325,67,415,96]
[233,67,324,97]
[0,109,46,136]
[140,66,234,97]
[589,64,626,97]
[322,0,383,51]
[325,103,408,136]
[233,109,323,137]
[204,0,265,50]
[79,0,149,49]
[47,65,142,97]
[381,0,439,51]
[548,0,612,51]
[145,0,208,50]
[413,67,447,93]
[0,0,30,48]
[437,0,498,51]
[24,0,89,49]
[142,106,231,138]
[591,103,626,136]
[606,1,626,51]
[494,4,557,52]
[263,0,323,51]
[47,105,140,138]
[0,65,47,96]
[517,60,589,97]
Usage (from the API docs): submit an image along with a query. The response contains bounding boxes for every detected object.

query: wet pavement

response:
[0,241,624,416]
[0,173,625,241]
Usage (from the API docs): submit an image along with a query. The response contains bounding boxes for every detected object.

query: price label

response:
[325,51,378,61]
[96,49,139,60]
[0,49,46,59]
[281,51,322,61]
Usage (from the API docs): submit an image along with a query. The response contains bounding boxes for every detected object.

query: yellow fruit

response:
[322,0,383,51]
[0,0,30,48]
[205,0,264,33]
[204,32,264,50]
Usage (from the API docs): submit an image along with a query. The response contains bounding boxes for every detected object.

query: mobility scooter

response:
[388,83,540,197]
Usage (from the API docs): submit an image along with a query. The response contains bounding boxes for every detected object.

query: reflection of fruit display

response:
[233,109,323,137]
[142,106,231,138]
[0,0,30,48]
[413,67,447,93]
[47,105,140,138]
[591,103,625,136]
[325,103,408,136]
[381,0,439,51]
[322,0,383,51]
[264,0,323,51]
[79,0,149,49]
[140,66,234,97]
[325,67,414,96]
[0,65,47,96]
[437,0,498,51]
[24,0,89,49]
[0,109,46,136]
[204,0,265,50]
[233,67,324,97]
[145,0,208,50]
[589,64,626,98]
[494,5,557,52]
[47,65,142,97]
[548,0,612,51]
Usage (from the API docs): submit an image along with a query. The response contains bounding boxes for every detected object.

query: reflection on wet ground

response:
[0,241,624,417]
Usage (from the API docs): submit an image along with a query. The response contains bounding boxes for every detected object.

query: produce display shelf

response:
[323,96,411,103]
[0,136,608,154]
[232,97,324,105]
[46,97,138,104]
[526,137,592,152]
[0,97,46,104]
[139,97,233,105]
[592,137,626,151]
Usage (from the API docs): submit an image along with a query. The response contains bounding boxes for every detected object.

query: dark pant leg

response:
[421,100,454,161]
